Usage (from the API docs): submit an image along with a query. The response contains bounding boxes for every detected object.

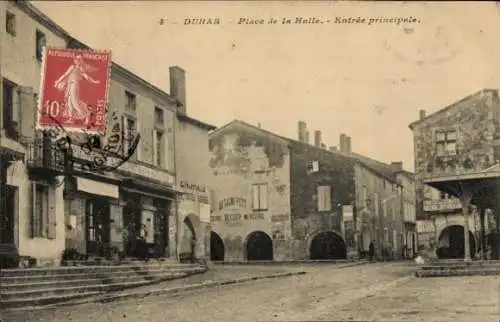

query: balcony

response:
[26,138,66,177]
[423,198,462,213]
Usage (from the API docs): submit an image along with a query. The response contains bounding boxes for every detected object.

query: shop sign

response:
[119,161,175,186]
[180,180,206,193]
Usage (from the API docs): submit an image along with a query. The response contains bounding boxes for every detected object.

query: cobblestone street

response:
[3,262,499,322]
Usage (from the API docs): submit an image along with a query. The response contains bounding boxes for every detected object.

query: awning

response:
[424,170,500,209]
[76,176,119,199]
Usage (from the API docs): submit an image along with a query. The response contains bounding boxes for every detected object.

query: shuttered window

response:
[31,183,49,238]
[252,183,268,211]
[317,185,331,212]
[152,129,164,168]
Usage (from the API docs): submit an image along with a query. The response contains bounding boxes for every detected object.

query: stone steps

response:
[0,262,208,309]
[414,260,500,277]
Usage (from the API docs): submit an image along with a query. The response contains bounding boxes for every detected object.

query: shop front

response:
[64,175,120,259]
[120,180,175,259]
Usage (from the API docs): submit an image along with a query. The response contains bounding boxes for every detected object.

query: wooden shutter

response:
[28,182,34,238]
[122,115,129,155]
[252,184,259,210]
[260,184,268,210]
[135,120,141,161]
[152,129,158,166]
[324,186,331,211]
[45,186,56,239]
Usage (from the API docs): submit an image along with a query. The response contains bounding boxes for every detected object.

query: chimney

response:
[304,130,310,144]
[298,121,307,142]
[257,123,261,128]
[345,136,352,154]
[339,134,347,153]
[169,66,186,113]
[419,109,426,120]
[321,143,327,149]
[314,130,322,148]
[390,161,403,171]
[329,146,338,152]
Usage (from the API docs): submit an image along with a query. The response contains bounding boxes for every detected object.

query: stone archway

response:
[179,214,199,261]
[437,225,476,259]
[210,231,225,261]
[309,231,347,260]
[245,231,273,261]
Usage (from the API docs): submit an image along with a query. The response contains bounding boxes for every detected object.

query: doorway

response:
[309,231,347,260]
[0,185,16,244]
[210,231,225,261]
[245,231,273,261]
[86,198,110,257]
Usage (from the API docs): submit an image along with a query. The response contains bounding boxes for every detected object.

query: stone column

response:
[479,206,486,260]
[460,193,472,262]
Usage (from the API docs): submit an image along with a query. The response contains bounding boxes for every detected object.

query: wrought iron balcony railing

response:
[26,138,66,174]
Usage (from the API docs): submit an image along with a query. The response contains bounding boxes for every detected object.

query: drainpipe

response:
[172,110,180,262]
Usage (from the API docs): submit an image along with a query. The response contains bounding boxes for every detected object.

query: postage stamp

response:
[36,47,112,135]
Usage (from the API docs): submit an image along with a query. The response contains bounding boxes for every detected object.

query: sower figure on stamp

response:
[53,54,100,126]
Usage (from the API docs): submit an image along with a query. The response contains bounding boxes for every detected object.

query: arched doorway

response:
[437,225,476,259]
[245,231,273,261]
[210,231,225,261]
[310,231,347,260]
[179,215,197,262]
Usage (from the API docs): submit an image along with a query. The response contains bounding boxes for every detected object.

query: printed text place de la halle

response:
[182,16,419,25]
[183,17,366,25]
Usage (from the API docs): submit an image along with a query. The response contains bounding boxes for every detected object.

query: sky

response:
[33,1,500,172]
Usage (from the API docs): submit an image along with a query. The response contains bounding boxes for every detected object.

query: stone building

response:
[409,88,500,260]
[391,163,418,259]
[0,1,212,266]
[173,67,216,260]
[208,120,406,261]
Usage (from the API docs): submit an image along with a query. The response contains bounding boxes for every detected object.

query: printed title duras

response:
[183,16,419,25]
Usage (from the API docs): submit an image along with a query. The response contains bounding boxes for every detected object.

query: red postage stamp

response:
[37,47,112,134]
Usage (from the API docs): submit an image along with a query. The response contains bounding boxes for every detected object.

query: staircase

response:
[0,260,207,309]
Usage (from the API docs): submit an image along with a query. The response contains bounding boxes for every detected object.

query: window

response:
[307,160,319,173]
[123,116,137,160]
[153,129,164,167]
[125,91,136,111]
[384,228,389,243]
[35,29,46,61]
[6,11,16,36]
[32,184,49,238]
[436,129,457,155]
[392,230,398,249]
[154,107,164,126]
[392,202,396,220]
[252,183,268,211]
[362,185,368,208]
[373,192,380,217]
[383,201,388,218]
[2,78,18,139]
[317,185,331,212]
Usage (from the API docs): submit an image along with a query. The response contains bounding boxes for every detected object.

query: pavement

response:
[3,261,499,322]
